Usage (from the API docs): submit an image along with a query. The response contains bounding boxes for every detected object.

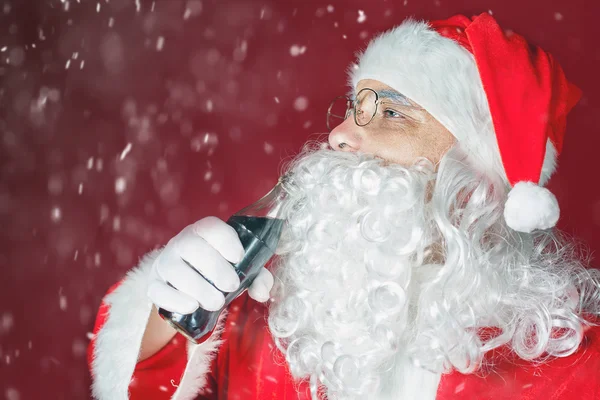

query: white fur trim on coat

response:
[90,249,227,400]
[349,18,558,187]
[172,314,227,400]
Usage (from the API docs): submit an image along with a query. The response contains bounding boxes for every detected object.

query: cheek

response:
[367,130,422,166]
[364,124,454,166]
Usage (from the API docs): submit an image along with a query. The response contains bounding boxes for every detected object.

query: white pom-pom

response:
[504,181,560,233]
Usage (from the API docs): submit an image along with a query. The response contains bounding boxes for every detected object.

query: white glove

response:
[147,216,274,315]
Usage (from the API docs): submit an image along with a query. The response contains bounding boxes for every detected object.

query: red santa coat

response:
[88,251,600,399]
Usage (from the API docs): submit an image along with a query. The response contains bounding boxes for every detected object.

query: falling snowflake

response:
[51,206,62,222]
[293,96,309,111]
[1,313,14,334]
[5,388,20,400]
[357,10,366,23]
[119,142,132,160]
[59,292,68,311]
[264,142,274,154]
[210,182,222,194]
[156,36,165,51]
[183,0,203,19]
[289,45,307,57]
[115,177,127,194]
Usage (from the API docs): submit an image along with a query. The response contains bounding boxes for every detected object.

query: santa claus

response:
[88,12,600,400]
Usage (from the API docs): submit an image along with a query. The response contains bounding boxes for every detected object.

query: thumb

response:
[248,268,274,303]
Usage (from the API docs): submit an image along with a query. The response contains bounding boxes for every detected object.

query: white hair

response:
[267,144,600,399]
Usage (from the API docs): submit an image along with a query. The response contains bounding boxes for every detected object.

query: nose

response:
[328,117,361,152]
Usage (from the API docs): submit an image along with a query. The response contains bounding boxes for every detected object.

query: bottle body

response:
[158,215,284,343]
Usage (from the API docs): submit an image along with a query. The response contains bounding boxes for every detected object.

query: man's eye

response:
[383,109,404,118]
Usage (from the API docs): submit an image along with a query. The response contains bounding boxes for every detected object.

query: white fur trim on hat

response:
[504,181,560,233]
[349,18,558,187]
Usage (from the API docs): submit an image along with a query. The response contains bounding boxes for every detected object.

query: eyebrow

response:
[377,89,411,106]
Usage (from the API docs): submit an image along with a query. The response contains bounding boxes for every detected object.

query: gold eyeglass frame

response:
[326,88,422,132]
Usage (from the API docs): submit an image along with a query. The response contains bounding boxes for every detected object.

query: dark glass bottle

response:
[158,180,287,344]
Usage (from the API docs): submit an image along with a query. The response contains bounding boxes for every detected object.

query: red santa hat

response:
[350,12,582,233]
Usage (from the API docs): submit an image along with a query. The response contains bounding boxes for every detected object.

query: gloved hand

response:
[147,216,274,314]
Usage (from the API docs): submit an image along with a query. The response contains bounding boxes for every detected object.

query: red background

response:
[1,0,599,398]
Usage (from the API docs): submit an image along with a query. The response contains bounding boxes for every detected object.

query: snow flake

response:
[59,292,68,311]
[289,44,307,57]
[327,5,334,12]
[357,10,366,23]
[1,313,14,334]
[554,12,564,21]
[119,142,132,160]
[51,206,62,222]
[184,0,203,19]
[5,388,19,400]
[293,96,309,111]
[233,40,247,62]
[264,142,274,154]
[156,36,165,51]
[210,182,222,194]
[454,382,465,394]
[115,177,127,194]
[113,216,121,231]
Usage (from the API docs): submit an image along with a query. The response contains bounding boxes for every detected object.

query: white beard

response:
[266,146,597,400]
[267,148,443,399]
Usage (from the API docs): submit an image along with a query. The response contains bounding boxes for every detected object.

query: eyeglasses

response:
[326,88,423,132]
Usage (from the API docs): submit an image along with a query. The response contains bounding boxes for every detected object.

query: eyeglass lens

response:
[354,89,377,126]
[327,89,379,131]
